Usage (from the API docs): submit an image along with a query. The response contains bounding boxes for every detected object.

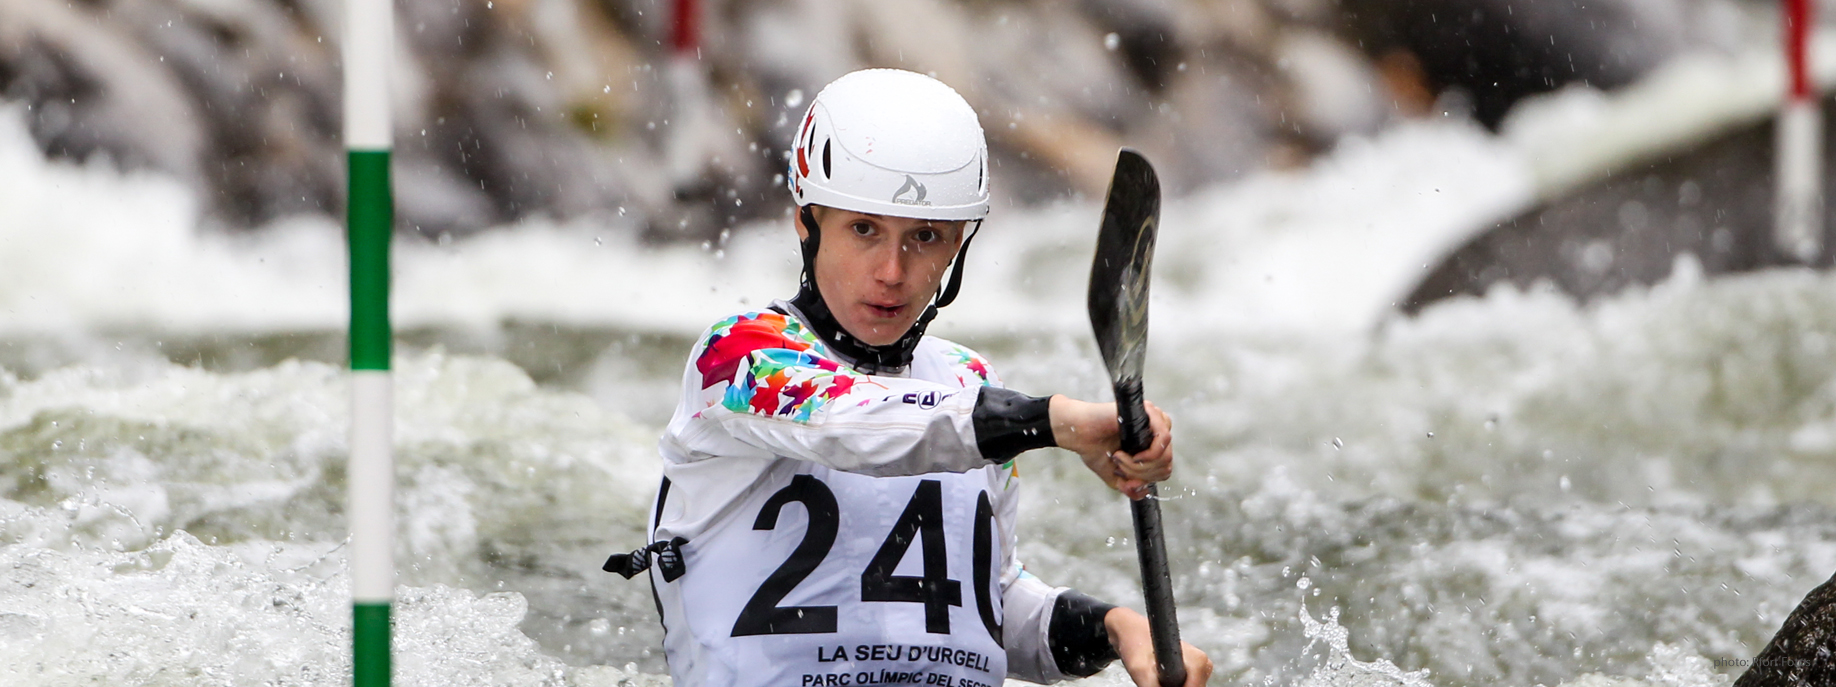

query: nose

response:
[872,240,905,285]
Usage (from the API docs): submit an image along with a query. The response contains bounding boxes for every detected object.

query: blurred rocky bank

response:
[0,0,1760,242]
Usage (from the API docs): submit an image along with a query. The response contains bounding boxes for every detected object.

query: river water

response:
[2,100,1833,687]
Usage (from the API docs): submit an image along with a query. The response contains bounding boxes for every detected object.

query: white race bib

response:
[674,465,1008,687]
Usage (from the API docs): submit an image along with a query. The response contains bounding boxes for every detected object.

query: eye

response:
[913,227,940,244]
[851,221,873,237]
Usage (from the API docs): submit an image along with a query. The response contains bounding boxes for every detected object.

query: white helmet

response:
[788,69,989,220]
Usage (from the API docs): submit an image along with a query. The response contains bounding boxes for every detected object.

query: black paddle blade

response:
[1088,149,1185,687]
[1088,148,1160,455]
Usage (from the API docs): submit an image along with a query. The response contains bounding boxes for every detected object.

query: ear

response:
[795,205,824,242]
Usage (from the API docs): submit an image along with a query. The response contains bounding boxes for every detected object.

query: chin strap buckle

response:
[603,537,687,582]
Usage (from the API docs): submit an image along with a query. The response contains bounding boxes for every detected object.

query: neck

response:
[787,284,934,375]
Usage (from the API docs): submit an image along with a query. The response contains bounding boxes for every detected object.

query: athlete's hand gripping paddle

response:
[1088,149,1185,687]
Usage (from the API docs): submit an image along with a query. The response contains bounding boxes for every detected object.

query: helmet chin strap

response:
[791,205,981,374]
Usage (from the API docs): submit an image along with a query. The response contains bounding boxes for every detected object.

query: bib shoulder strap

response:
[604,478,688,582]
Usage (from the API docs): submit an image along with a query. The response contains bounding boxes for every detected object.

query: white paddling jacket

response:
[634,300,1118,687]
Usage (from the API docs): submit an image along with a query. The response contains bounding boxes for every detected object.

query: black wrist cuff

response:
[1049,589,1120,677]
[972,387,1055,462]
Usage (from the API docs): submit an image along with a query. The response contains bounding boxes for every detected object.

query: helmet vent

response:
[821,140,832,178]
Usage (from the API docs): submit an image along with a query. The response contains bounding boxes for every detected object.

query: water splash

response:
[1294,596,1434,687]
[0,530,684,686]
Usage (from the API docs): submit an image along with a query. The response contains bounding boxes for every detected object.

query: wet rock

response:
[113,0,344,226]
[1403,101,1830,312]
[0,0,205,184]
[0,0,1745,241]
[0,0,645,237]
[1075,0,1183,93]
[1339,0,1699,129]
[1732,568,1836,687]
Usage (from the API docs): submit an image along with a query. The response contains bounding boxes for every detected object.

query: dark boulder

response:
[1340,0,1683,129]
[1733,568,1836,687]
[1403,98,1834,312]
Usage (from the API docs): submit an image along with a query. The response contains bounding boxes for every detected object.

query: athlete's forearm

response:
[1047,395,1121,456]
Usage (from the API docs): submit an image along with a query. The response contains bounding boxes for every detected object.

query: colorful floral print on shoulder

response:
[695,311,823,390]
[944,343,1000,388]
[693,311,877,423]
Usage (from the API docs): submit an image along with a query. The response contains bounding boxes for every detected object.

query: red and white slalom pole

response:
[1776,0,1823,262]
[665,0,710,188]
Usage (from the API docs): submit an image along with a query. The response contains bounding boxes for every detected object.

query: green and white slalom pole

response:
[344,0,394,684]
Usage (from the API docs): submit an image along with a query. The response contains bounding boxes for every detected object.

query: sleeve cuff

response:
[972,387,1055,462]
[1048,589,1120,678]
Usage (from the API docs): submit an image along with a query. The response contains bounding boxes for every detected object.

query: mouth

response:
[863,302,907,319]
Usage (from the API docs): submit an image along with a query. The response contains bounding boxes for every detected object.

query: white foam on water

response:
[0,350,675,679]
[948,120,1532,339]
[0,531,676,686]
[4,327,1836,685]
[0,102,1528,340]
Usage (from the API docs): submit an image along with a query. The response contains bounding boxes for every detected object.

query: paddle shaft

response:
[1115,376,1185,686]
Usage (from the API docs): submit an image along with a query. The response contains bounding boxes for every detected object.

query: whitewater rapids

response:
[3,97,1835,686]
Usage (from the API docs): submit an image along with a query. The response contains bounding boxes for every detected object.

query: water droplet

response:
[1104,33,1120,51]
[785,89,804,107]
[1331,437,1343,449]
[1297,577,1311,590]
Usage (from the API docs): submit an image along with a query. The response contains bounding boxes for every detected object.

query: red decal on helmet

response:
[796,147,809,177]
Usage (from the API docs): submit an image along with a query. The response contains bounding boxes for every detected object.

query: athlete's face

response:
[800,207,965,346]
